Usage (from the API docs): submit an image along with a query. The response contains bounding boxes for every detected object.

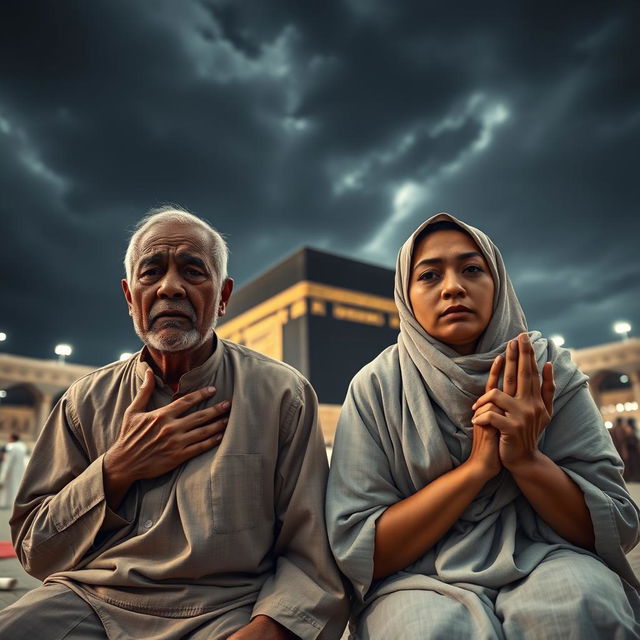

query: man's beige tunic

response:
[11,338,347,640]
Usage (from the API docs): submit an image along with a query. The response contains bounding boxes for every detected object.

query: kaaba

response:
[217,248,399,442]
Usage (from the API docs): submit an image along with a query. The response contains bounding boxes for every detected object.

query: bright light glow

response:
[54,344,72,357]
[616,403,625,412]
[613,321,631,338]
[0,390,6,399]
[119,352,133,361]
[54,344,72,363]
[0,332,6,342]
[625,402,639,412]
[620,374,630,384]
[605,421,613,429]
[549,335,565,347]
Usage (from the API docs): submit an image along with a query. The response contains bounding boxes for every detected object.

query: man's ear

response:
[217,277,234,318]
[122,279,133,316]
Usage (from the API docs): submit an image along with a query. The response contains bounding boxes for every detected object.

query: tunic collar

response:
[134,334,225,398]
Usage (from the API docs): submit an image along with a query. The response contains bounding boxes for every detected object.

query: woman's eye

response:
[464,265,483,274]
[418,271,438,281]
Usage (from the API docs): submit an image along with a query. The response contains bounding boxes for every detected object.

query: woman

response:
[327,213,640,639]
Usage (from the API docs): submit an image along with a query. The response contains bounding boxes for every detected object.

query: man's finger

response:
[182,417,228,446]
[503,339,518,396]
[128,369,156,413]
[165,386,217,417]
[485,355,504,393]
[179,400,231,430]
[541,362,555,416]
[183,430,225,457]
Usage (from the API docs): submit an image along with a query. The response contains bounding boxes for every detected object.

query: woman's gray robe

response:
[326,213,640,639]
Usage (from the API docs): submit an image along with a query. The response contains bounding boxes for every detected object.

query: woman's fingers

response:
[485,354,504,393]
[472,410,512,432]
[541,362,555,416]
[531,343,542,395]
[524,333,543,398]
[472,388,517,413]
[503,339,518,396]
[474,401,504,417]
[516,333,533,397]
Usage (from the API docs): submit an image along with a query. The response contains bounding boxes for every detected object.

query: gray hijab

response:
[394,212,586,481]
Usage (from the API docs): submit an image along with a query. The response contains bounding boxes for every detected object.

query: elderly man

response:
[0,207,348,639]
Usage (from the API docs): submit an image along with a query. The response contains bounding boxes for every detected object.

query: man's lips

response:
[440,305,473,317]
[151,311,193,324]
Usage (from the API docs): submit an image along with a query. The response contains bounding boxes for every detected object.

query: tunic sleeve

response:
[326,371,404,602]
[251,378,349,640]
[11,394,131,581]
[541,383,640,585]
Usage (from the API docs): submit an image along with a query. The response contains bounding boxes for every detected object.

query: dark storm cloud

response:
[0,0,638,365]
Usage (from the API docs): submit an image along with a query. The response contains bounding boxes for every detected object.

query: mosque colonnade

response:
[0,353,93,441]
[1,340,639,446]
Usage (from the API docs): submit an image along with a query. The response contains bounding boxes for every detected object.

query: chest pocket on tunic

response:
[211,453,263,533]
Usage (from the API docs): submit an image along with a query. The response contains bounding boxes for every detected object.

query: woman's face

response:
[409,229,495,355]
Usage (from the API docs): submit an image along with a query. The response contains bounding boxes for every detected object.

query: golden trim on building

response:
[311,299,327,316]
[333,304,385,327]
[218,280,397,339]
[290,299,307,320]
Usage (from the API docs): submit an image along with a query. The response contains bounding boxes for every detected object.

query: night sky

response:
[1,0,639,367]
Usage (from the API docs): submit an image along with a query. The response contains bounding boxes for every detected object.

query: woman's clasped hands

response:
[469,333,555,476]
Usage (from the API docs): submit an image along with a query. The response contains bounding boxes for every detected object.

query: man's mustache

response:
[148,301,197,325]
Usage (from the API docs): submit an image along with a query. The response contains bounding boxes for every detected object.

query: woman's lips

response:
[440,306,473,317]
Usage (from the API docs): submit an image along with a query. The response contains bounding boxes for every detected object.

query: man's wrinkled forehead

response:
[135,221,213,267]
[137,250,208,272]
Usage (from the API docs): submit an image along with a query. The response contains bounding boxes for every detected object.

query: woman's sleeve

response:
[542,382,640,585]
[325,372,404,601]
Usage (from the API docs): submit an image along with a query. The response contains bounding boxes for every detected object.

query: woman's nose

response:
[441,272,465,298]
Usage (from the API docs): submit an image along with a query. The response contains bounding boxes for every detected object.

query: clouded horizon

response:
[1,0,639,367]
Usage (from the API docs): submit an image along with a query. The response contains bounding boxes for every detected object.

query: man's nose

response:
[157,271,186,298]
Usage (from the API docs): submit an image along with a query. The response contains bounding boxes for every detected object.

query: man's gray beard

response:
[144,326,203,352]
[134,311,219,353]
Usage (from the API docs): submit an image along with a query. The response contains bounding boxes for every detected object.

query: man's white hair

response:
[124,205,229,282]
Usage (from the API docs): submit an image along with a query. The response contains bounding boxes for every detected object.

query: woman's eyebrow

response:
[413,251,483,271]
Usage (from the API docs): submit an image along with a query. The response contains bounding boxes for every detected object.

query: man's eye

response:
[186,268,204,277]
[140,268,158,278]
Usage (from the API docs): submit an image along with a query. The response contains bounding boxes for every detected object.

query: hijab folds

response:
[394,212,586,478]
